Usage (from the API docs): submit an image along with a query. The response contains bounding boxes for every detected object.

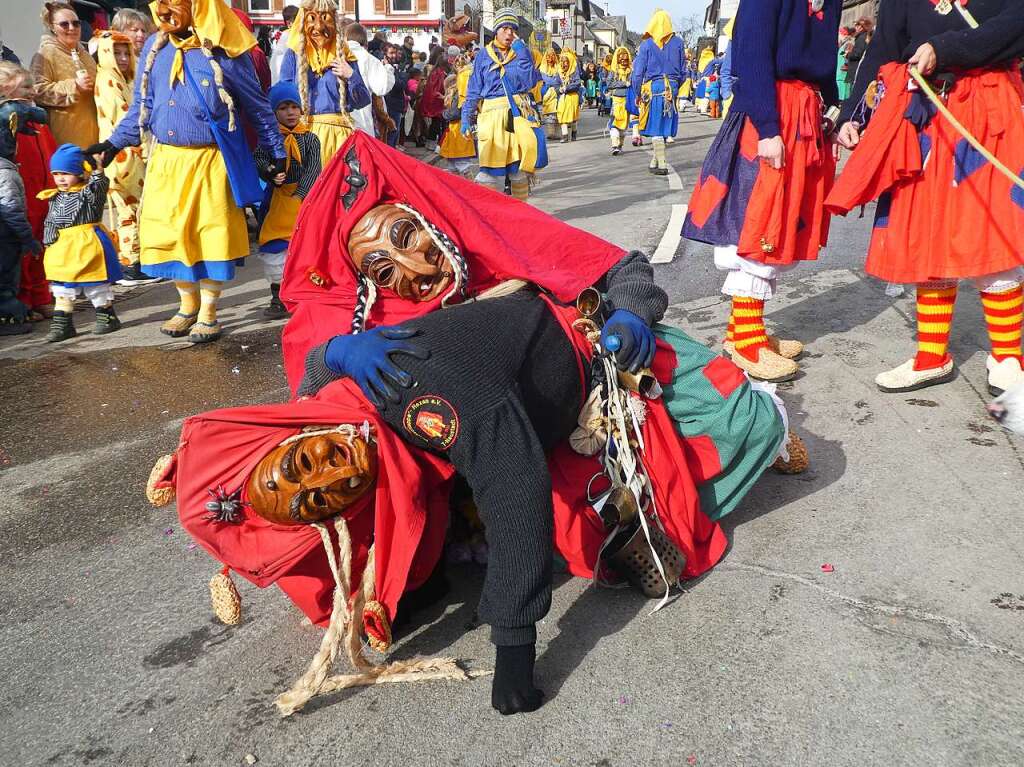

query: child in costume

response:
[555,49,582,143]
[631,11,685,176]
[256,81,322,319]
[0,98,45,335]
[682,0,841,382]
[0,62,55,322]
[39,143,122,342]
[461,8,545,202]
[88,0,287,345]
[539,48,560,139]
[280,0,371,166]
[707,74,722,119]
[831,0,1024,396]
[437,55,476,177]
[93,31,154,287]
[606,46,640,155]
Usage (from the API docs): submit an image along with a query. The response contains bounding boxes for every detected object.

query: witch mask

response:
[153,0,193,36]
[348,204,454,302]
[303,6,337,52]
[246,428,377,526]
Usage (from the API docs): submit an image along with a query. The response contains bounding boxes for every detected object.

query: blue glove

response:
[601,309,655,373]
[512,38,528,55]
[324,326,429,407]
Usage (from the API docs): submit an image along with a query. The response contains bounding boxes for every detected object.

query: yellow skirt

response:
[557,91,581,125]
[258,183,302,246]
[610,95,631,131]
[439,120,477,160]
[310,113,355,167]
[44,223,119,284]
[542,86,558,116]
[477,97,524,174]
[138,143,248,282]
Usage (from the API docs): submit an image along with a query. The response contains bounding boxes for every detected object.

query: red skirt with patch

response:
[827,64,1024,284]
[683,80,836,266]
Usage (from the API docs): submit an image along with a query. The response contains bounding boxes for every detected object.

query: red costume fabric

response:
[684,80,836,265]
[280,131,627,391]
[15,124,56,308]
[827,64,1024,283]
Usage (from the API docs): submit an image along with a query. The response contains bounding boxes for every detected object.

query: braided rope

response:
[199,43,236,133]
[138,32,169,136]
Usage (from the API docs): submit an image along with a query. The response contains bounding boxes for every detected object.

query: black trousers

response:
[376,292,584,645]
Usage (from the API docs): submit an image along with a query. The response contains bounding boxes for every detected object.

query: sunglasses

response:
[56,20,82,30]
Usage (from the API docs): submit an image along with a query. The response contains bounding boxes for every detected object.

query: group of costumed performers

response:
[255,81,322,319]
[461,9,547,202]
[555,49,583,144]
[631,11,685,176]
[38,143,122,341]
[0,99,47,335]
[149,132,803,719]
[606,46,641,155]
[437,53,477,177]
[86,0,287,345]
[683,0,842,383]
[830,0,1024,396]
[93,32,147,280]
[279,0,371,166]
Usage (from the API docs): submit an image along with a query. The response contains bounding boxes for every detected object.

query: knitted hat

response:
[493,8,519,31]
[50,143,86,176]
[269,81,302,110]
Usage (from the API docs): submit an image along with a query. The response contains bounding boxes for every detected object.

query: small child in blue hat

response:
[254,81,322,318]
[39,143,122,342]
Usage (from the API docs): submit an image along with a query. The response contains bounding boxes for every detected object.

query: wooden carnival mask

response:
[304,7,337,52]
[545,51,558,68]
[153,0,193,36]
[246,429,377,526]
[560,55,572,74]
[348,204,454,302]
[616,50,630,69]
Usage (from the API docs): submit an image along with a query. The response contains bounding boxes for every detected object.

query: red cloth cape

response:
[279,131,626,392]
[170,378,453,632]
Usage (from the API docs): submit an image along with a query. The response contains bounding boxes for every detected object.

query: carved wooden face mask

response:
[617,51,630,69]
[304,9,336,52]
[348,204,453,302]
[154,0,193,36]
[246,431,376,526]
[560,55,572,74]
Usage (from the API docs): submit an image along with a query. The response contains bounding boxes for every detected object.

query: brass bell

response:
[576,287,602,318]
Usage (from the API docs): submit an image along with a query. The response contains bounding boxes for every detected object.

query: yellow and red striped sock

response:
[732,296,769,362]
[913,285,957,370]
[981,285,1023,362]
[725,307,735,344]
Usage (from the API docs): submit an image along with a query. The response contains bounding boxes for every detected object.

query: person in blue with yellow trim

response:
[86,0,286,345]
[460,8,545,202]
[631,10,685,176]
[39,144,122,343]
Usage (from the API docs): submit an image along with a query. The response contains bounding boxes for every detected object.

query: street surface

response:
[2,109,1023,767]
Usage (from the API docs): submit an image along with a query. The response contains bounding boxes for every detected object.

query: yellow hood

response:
[612,46,632,80]
[558,49,578,80]
[643,10,674,48]
[149,0,255,58]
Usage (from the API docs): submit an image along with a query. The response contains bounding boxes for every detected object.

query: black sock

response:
[491,643,544,715]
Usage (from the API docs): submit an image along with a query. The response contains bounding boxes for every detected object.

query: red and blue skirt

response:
[826,63,1024,284]
[683,80,836,266]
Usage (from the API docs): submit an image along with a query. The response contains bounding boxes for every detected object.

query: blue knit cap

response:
[493,7,519,31]
[268,81,302,111]
[50,143,86,176]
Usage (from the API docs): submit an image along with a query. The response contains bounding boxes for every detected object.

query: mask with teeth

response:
[246,429,377,525]
[348,204,454,302]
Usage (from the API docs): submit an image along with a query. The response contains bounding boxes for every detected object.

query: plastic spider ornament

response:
[204,485,248,524]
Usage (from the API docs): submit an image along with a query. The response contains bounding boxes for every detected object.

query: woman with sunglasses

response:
[30,2,98,146]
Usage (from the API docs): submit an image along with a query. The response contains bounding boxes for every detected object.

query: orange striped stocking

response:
[732,296,769,361]
[981,285,1023,362]
[913,286,957,370]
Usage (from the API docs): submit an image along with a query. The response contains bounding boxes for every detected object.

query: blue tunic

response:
[279,48,371,116]
[461,39,539,131]
[631,37,685,138]
[109,36,284,158]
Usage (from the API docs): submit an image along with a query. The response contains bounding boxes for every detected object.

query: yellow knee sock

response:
[54,296,74,313]
[175,281,200,316]
[198,279,222,325]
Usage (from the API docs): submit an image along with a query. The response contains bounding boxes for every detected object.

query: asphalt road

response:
[2,109,1023,767]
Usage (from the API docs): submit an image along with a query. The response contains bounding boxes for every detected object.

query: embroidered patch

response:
[404,395,460,450]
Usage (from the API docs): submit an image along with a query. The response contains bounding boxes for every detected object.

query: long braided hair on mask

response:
[295,0,347,123]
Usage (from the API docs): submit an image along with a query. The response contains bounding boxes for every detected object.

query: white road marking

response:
[652,204,687,264]
[666,162,684,191]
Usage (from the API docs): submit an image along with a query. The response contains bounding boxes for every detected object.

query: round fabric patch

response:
[403,395,460,450]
